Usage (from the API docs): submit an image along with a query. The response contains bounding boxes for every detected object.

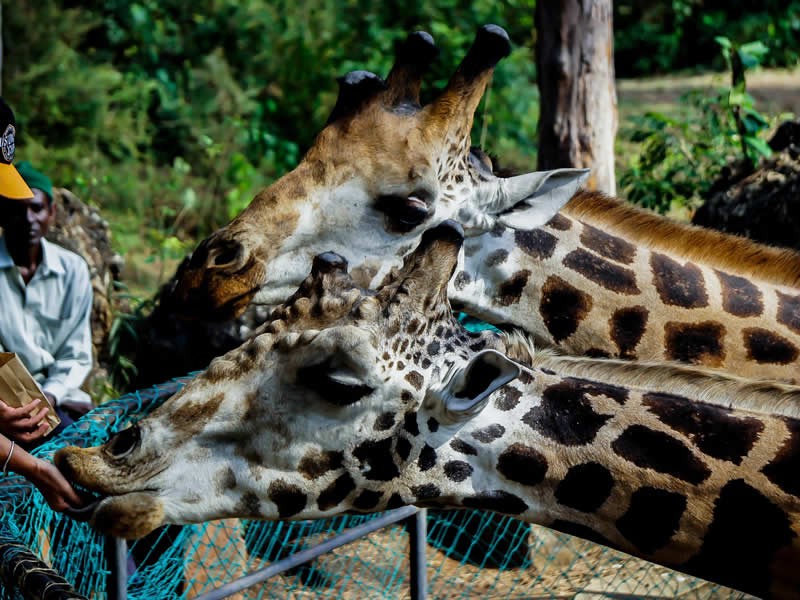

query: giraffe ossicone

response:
[159,24,588,315]
[58,222,800,599]
[163,24,800,381]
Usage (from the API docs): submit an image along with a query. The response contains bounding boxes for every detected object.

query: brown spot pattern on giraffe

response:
[555,462,614,513]
[450,438,477,455]
[522,378,618,446]
[471,424,506,443]
[395,437,412,461]
[580,223,636,264]
[743,328,799,364]
[683,479,795,599]
[353,489,383,511]
[495,385,522,411]
[761,417,800,498]
[611,424,711,484]
[539,275,593,343]
[610,306,649,359]
[167,392,225,438]
[616,487,686,554]
[353,438,398,481]
[643,392,763,465]
[317,473,356,510]
[374,412,396,431]
[298,449,344,479]
[664,321,726,367]
[267,480,307,518]
[650,253,709,308]
[497,443,548,486]
[563,248,640,294]
[412,484,441,503]
[777,291,800,335]
[545,213,572,231]
[453,271,472,291]
[405,371,424,390]
[485,249,509,267]
[444,460,473,482]
[515,229,558,259]
[233,491,262,518]
[498,270,531,306]
[716,270,764,317]
[418,444,437,471]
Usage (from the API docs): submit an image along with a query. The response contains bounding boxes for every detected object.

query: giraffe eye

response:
[297,360,374,406]
[105,425,140,459]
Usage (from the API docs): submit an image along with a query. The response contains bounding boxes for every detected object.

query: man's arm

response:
[41,261,93,408]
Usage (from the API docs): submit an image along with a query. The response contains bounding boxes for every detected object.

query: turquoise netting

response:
[1,374,751,599]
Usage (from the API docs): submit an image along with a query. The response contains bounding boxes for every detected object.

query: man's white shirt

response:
[0,235,93,407]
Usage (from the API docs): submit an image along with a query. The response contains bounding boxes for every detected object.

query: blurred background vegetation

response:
[2,0,799,295]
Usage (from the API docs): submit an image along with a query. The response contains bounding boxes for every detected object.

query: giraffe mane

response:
[563,190,800,289]
[502,330,800,419]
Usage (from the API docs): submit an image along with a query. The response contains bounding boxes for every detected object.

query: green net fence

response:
[0,374,751,599]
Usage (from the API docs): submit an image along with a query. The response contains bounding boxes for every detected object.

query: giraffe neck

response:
[452,192,800,382]
[412,337,800,599]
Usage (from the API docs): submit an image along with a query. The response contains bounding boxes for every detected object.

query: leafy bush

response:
[620,37,781,214]
[4,0,539,247]
[615,1,800,77]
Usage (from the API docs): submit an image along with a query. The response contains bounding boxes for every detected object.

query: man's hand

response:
[28,458,84,511]
[0,398,50,443]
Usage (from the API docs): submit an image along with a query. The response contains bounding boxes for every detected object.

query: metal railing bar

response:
[408,508,427,600]
[106,536,128,600]
[193,506,420,600]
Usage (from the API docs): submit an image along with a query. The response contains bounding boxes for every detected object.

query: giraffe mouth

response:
[63,496,105,522]
[65,491,166,539]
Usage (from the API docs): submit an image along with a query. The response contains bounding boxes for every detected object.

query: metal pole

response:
[194,506,419,600]
[106,536,128,600]
[407,508,427,600]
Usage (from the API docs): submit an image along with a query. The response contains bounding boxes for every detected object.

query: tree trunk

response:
[536,0,618,195]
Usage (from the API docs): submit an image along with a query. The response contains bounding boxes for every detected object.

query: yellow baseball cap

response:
[0,98,34,200]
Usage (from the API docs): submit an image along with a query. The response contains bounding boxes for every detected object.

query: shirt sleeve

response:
[41,261,93,405]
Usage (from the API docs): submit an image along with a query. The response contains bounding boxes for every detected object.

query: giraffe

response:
[162,24,588,320]
[162,25,800,383]
[454,188,800,383]
[58,222,800,599]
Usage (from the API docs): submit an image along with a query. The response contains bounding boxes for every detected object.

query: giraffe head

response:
[56,220,521,538]
[55,223,800,599]
[163,25,588,319]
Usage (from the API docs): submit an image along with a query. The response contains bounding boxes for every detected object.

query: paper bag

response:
[0,352,60,435]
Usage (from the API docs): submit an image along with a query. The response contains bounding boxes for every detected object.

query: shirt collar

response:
[0,236,64,275]
[38,238,65,276]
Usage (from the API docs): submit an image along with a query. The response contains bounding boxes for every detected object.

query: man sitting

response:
[0,96,83,511]
[0,159,94,437]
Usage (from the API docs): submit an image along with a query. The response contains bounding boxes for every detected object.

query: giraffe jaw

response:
[88,493,166,540]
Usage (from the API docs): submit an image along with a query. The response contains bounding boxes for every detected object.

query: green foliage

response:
[620,37,779,214]
[104,287,154,393]
[3,0,538,244]
[615,1,800,77]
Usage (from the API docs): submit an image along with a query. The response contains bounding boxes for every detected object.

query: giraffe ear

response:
[491,168,590,230]
[429,349,520,424]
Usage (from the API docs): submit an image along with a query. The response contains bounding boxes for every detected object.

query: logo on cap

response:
[1,124,15,163]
